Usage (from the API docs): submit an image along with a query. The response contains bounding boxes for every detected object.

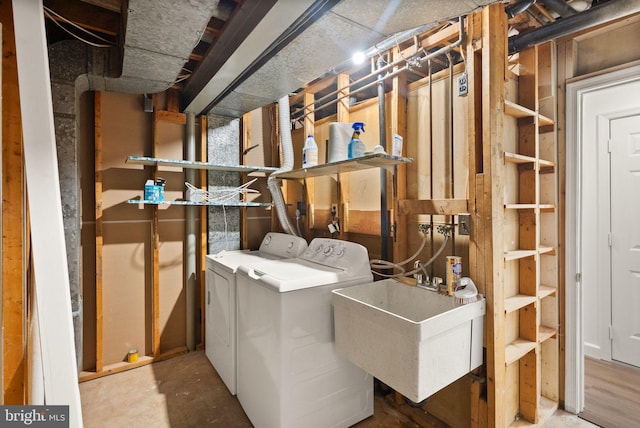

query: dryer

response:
[205,232,307,395]
[235,238,374,428]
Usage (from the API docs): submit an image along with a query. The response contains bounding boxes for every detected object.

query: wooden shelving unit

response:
[126,199,271,207]
[502,42,560,426]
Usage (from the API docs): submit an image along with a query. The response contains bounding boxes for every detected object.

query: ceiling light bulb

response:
[352,51,366,65]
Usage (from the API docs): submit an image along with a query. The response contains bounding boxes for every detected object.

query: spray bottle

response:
[302,134,318,168]
[347,122,366,159]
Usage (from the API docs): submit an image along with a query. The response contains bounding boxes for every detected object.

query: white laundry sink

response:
[331,279,485,403]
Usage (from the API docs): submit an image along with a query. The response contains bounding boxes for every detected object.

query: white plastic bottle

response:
[302,134,318,168]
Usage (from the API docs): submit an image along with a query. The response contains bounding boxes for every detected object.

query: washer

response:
[236,238,374,428]
[205,232,307,395]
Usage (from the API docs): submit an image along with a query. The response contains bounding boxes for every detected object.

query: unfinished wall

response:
[207,115,241,254]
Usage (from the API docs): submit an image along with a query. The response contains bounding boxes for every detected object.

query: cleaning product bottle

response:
[302,134,318,168]
[347,122,366,159]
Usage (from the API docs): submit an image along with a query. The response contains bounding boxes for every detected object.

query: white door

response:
[610,113,640,367]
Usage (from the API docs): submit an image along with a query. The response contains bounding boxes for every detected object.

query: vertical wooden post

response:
[391,46,408,263]
[199,114,207,347]
[94,91,104,373]
[1,0,25,403]
[336,73,350,238]
[467,12,487,426]
[303,92,315,237]
[481,4,507,427]
[151,95,161,357]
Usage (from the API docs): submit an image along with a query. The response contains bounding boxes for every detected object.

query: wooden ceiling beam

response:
[79,0,121,13]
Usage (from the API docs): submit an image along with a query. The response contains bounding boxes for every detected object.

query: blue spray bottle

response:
[347,122,366,159]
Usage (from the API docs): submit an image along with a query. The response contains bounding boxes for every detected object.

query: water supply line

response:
[268,96,301,236]
[370,225,452,278]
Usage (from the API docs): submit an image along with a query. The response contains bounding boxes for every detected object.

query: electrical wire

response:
[185,179,259,204]
[43,6,115,48]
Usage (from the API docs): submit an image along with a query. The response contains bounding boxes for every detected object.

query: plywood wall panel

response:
[158,221,186,352]
[102,222,151,365]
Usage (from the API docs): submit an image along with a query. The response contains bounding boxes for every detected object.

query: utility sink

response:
[331,279,485,403]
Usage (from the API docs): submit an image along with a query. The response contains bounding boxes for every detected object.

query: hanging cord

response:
[43,6,115,48]
[370,225,453,278]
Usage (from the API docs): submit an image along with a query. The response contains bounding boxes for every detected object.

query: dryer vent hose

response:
[268,95,300,237]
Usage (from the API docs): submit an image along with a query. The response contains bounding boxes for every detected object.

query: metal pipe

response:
[428,58,435,278]
[294,27,464,121]
[446,51,456,256]
[185,112,197,352]
[539,0,577,18]
[292,20,464,120]
[509,0,640,54]
[377,55,389,263]
[505,0,537,19]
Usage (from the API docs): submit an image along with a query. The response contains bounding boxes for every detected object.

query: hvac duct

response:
[509,0,640,54]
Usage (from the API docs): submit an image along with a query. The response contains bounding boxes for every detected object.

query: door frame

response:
[565,64,640,413]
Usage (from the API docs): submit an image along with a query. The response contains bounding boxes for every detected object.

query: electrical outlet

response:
[296,201,306,216]
[458,213,471,235]
[457,72,468,97]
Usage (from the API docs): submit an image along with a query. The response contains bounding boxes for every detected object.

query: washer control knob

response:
[334,247,345,258]
[323,245,334,256]
[263,235,272,245]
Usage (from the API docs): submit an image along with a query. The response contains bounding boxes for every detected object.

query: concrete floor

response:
[79,351,597,427]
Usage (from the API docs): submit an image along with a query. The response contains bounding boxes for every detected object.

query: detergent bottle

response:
[302,134,318,168]
[347,122,366,159]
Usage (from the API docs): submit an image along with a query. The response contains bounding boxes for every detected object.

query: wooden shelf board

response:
[126,156,278,175]
[539,325,557,343]
[127,199,272,207]
[539,284,557,299]
[538,158,555,168]
[505,152,536,164]
[539,246,556,256]
[505,339,537,366]
[505,294,537,314]
[504,203,537,210]
[504,249,537,261]
[276,153,413,179]
[505,100,536,118]
[539,204,556,212]
[539,114,555,127]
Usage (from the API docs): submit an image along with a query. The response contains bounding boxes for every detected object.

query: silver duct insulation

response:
[268,96,300,236]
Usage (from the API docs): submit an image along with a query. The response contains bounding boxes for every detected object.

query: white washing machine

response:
[235,238,374,428]
[205,232,307,395]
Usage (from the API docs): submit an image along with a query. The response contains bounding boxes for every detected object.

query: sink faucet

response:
[413,261,438,291]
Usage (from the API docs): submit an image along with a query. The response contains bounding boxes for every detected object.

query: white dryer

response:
[205,232,307,395]
[235,238,374,428]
